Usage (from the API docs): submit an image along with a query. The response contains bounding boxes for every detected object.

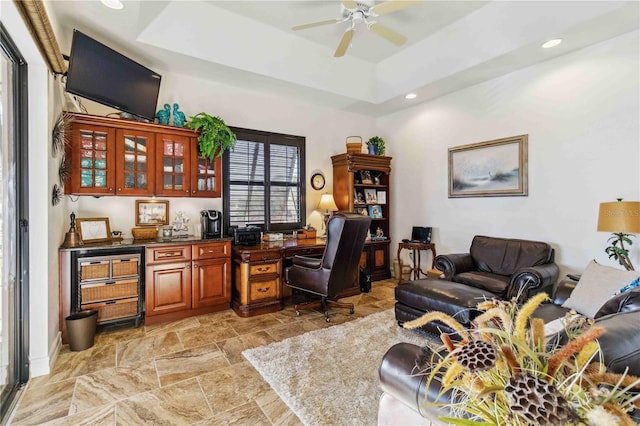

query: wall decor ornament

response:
[172,103,186,127]
[52,111,73,157]
[448,134,528,198]
[155,103,170,125]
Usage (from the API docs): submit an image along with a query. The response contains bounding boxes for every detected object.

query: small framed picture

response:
[364,188,377,204]
[360,170,373,184]
[358,207,369,216]
[354,189,365,205]
[377,190,387,204]
[75,217,112,243]
[374,175,381,185]
[136,199,169,226]
[367,205,383,218]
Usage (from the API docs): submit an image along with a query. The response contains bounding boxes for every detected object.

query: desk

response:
[397,242,436,281]
[232,238,390,316]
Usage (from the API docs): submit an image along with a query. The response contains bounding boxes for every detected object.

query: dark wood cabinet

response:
[332,153,392,280]
[65,112,222,198]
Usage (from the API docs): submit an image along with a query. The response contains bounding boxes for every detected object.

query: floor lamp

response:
[317,194,338,237]
[597,199,640,271]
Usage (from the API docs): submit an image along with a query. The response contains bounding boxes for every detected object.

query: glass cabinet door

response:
[69,125,115,195]
[156,134,191,196]
[191,155,221,198]
[115,129,155,195]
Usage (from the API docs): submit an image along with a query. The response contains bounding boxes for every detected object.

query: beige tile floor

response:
[9,280,397,425]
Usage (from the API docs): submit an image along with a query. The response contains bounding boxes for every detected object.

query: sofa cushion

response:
[562,260,640,318]
[595,288,640,318]
[454,271,510,294]
[595,311,640,376]
[470,235,552,276]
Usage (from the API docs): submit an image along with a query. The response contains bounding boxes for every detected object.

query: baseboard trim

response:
[29,331,61,377]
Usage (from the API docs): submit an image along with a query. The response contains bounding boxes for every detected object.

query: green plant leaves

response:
[185,112,237,161]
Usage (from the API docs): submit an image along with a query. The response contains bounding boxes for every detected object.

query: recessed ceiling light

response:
[101,0,123,10]
[405,93,417,100]
[542,39,562,49]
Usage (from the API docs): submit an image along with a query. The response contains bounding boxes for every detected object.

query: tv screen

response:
[66,29,161,121]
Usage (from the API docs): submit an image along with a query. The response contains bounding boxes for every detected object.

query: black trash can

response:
[65,310,98,351]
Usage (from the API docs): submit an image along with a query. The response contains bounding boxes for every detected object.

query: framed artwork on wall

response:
[448,134,528,198]
[136,199,169,226]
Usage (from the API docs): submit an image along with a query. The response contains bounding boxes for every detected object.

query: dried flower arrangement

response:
[403,293,640,425]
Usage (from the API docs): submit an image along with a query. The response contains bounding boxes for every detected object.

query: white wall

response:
[380,30,640,277]
[73,70,377,232]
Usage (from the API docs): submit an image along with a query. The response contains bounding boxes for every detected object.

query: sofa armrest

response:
[379,343,451,419]
[507,263,559,301]
[551,279,577,305]
[434,253,474,281]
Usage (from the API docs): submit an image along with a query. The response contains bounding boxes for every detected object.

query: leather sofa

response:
[379,280,640,424]
[395,235,559,336]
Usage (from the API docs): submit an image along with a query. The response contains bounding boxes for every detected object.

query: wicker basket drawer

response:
[80,260,110,281]
[112,257,139,278]
[250,279,278,302]
[81,279,138,304]
[249,261,279,277]
[82,297,138,322]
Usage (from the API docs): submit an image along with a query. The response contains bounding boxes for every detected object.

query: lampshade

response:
[317,194,338,212]
[597,201,640,233]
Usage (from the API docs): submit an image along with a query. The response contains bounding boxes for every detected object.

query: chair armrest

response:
[291,255,322,269]
[434,253,474,280]
[506,263,560,301]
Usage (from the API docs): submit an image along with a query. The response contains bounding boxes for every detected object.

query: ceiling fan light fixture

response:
[100,0,123,10]
[405,93,417,100]
[542,38,562,49]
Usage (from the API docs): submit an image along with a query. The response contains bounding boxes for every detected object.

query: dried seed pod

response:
[453,340,497,372]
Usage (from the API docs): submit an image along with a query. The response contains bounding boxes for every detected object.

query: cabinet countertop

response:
[59,236,233,252]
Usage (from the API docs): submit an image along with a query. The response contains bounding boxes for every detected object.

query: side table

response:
[397,242,436,281]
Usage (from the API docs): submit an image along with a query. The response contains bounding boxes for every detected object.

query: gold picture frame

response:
[135,199,169,226]
[448,134,528,198]
[75,217,112,243]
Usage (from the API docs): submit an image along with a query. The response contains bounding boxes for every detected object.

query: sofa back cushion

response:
[469,235,552,276]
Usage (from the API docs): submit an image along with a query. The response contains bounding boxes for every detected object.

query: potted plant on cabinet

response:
[366,136,385,155]
[185,112,237,161]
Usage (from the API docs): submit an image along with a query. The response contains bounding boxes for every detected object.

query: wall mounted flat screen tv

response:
[66,29,161,121]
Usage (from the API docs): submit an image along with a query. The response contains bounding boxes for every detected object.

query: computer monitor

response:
[411,227,432,243]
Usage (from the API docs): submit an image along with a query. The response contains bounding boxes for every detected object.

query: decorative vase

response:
[368,144,377,155]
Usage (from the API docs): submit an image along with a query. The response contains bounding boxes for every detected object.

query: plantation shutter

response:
[226,129,305,232]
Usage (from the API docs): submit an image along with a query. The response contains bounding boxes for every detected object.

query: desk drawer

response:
[249,261,279,276]
[147,245,191,264]
[193,241,231,260]
[286,247,325,258]
[250,279,279,302]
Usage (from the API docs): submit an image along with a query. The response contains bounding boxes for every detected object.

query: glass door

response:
[115,129,154,195]
[156,134,190,197]
[0,23,30,422]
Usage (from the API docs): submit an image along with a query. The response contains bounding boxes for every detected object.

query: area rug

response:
[242,309,438,426]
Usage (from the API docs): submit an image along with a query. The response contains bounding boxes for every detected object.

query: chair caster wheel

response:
[295,310,300,316]
[325,317,331,323]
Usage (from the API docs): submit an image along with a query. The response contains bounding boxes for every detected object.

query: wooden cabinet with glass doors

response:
[64,112,221,197]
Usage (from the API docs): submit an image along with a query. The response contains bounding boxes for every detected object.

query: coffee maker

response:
[200,210,221,239]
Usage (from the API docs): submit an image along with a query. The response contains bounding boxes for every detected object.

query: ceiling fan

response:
[292,0,420,58]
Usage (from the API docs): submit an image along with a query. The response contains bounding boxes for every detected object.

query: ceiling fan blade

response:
[292,19,340,31]
[341,0,358,9]
[369,22,407,46]
[370,0,419,16]
[334,28,355,58]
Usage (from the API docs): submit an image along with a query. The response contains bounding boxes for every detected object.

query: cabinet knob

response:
[109,187,113,191]
[192,190,196,194]
[193,264,198,268]
[117,188,122,192]
[186,190,190,193]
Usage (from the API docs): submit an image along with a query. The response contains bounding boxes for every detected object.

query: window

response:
[223,127,305,233]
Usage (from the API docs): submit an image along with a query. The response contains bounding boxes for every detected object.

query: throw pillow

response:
[561,260,640,318]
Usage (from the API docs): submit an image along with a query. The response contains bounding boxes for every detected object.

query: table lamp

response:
[317,194,339,236]
[597,199,640,271]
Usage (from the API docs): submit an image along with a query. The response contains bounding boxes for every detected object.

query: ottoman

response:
[395,278,498,337]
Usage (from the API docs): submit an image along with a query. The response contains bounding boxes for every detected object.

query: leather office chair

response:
[285,213,372,322]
